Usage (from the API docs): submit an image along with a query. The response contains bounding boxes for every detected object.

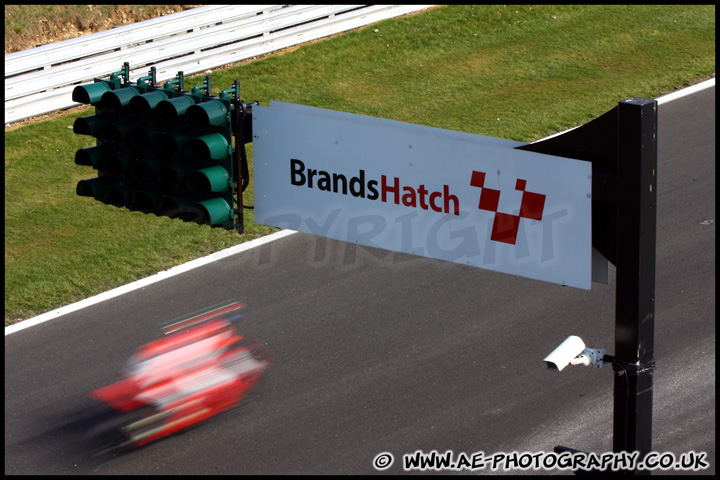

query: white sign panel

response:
[253,101,592,289]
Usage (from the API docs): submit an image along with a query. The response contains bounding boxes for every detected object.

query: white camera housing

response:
[544,335,607,371]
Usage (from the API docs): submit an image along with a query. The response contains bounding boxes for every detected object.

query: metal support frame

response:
[232,95,245,234]
[231,89,259,234]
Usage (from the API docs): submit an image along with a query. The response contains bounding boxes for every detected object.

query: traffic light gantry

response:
[72,62,256,233]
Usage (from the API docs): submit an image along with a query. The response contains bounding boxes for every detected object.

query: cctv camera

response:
[543,336,608,372]
[544,335,587,371]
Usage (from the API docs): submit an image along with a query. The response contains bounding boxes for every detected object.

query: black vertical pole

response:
[232,94,245,234]
[613,98,657,474]
[517,97,658,473]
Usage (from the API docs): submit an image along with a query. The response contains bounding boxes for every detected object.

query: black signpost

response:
[521,98,658,474]
[251,96,659,473]
[613,98,657,472]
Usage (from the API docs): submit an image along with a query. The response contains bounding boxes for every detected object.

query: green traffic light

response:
[71,63,243,232]
[156,95,198,120]
[105,151,138,175]
[72,82,112,106]
[188,197,232,226]
[75,144,112,168]
[158,194,197,218]
[157,131,193,152]
[100,86,140,111]
[130,90,170,114]
[73,114,112,137]
[129,126,162,147]
[105,184,136,206]
[76,176,116,199]
[101,121,135,143]
[188,165,230,193]
[132,190,164,213]
[158,163,194,189]
[131,157,163,179]
[186,133,230,162]
[187,100,229,127]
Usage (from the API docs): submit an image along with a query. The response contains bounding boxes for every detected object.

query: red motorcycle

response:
[88,302,272,455]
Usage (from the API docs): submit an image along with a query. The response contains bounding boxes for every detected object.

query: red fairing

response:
[90,378,149,412]
[88,306,272,450]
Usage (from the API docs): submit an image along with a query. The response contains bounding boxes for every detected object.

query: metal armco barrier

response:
[5,5,433,125]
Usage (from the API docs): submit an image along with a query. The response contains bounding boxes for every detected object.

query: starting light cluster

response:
[72,63,253,232]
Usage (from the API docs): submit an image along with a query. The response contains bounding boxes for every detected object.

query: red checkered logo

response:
[470,170,546,245]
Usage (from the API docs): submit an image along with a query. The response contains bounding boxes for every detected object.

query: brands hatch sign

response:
[253,102,592,289]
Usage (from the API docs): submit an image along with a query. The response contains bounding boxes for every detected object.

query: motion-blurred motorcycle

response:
[87,301,272,455]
